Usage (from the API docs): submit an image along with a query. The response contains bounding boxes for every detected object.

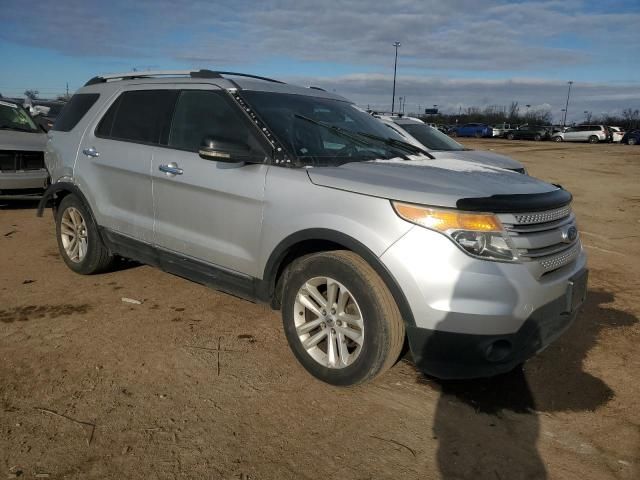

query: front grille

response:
[498,204,581,276]
[0,150,45,172]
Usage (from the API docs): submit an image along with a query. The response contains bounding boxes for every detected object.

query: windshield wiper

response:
[352,131,435,158]
[293,114,377,149]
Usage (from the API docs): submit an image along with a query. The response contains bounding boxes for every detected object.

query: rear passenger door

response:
[151,88,269,277]
[78,88,177,243]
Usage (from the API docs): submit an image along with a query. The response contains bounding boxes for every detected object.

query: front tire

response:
[627,137,637,145]
[553,136,563,142]
[282,251,405,386]
[506,133,514,140]
[56,194,114,274]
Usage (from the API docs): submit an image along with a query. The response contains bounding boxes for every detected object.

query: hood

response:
[430,149,523,170]
[0,129,47,151]
[306,157,558,209]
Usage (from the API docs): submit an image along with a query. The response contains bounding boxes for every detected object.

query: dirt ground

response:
[1,139,639,479]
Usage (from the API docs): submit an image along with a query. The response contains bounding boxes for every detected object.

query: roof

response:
[79,69,349,102]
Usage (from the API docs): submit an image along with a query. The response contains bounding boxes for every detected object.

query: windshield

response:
[241,91,419,166]
[400,123,465,151]
[0,101,39,132]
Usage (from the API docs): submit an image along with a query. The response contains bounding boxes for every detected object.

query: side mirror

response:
[198,137,262,163]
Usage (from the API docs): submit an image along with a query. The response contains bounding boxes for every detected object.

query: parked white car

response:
[609,126,625,143]
[551,125,608,143]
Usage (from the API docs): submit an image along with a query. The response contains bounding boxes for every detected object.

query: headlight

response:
[392,202,518,262]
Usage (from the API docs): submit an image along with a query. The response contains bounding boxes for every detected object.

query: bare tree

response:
[24,89,40,100]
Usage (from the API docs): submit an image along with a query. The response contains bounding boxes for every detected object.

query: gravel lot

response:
[1,139,639,479]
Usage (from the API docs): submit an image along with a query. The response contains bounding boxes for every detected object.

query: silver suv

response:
[40,70,588,385]
[551,124,608,143]
[377,115,527,173]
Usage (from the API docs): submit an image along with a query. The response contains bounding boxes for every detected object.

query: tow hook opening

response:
[485,339,512,362]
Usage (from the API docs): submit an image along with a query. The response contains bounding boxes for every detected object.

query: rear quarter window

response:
[52,93,100,132]
[96,90,178,145]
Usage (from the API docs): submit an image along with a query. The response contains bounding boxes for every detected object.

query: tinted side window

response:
[98,90,178,144]
[168,90,255,152]
[52,93,100,132]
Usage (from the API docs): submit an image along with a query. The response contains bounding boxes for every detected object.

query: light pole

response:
[391,42,401,113]
[562,81,573,127]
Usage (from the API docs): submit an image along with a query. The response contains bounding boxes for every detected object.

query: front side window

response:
[168,90,259,152]
[0,100,39,133]
[96,90,178,145]
[242,91,415,167]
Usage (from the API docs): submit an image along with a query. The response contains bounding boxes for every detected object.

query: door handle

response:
[82,147,100,157]
[159,163,184,176]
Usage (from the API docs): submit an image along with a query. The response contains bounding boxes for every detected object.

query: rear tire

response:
[627,137,637,145]
[474,131,482,138]
[506,133,514,140]
[55,194,114,274]
[553,136,563,142]
[282,251,405,386]
[534,134,541,141]
[588,135,599,144]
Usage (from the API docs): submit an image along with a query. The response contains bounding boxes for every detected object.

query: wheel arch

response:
[37,182,99,229]
[261,228,416,327]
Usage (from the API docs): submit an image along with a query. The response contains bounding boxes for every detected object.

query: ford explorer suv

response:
[0,99,48,197]
[377,115,527,174]
[39,70,588,386]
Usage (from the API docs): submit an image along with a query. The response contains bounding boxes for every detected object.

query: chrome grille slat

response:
[539,242,581,273]
[506,214,575,233]
[499,203,580,275]
[508,204,572,225]
[519,240,579,258]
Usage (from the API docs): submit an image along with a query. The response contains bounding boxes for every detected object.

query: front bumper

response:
[380,226,588,378]
[0,169,49,191]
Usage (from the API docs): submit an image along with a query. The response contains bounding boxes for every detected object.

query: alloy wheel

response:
[293,276,364,369]
[60,207,89,263]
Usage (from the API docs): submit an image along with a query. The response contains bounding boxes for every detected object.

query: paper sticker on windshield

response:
[0,100,18,109]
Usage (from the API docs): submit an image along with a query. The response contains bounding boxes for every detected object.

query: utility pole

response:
[391,42,400,113]
[66,82,69,99]
[562,81,573,127]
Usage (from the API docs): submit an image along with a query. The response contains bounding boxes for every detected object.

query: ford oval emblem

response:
[563,226,578,243]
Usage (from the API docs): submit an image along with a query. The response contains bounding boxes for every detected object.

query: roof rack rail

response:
[308,86,326,91]
[84,69,285,87]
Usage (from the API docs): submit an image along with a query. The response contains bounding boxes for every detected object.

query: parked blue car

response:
[621,130,640,145]
[452,123,493,138]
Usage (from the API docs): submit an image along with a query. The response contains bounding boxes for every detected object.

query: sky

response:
[1,0,639,122]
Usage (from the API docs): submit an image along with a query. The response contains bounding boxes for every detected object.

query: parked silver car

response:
[551,124,608,143]
[378,115,527,173]
[40,70,587,385]
[0,99,48,197]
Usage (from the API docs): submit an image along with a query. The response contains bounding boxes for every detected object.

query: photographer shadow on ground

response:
[412,287,636,479]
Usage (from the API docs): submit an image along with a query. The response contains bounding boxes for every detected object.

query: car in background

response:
[491,123,514,138]
[608,126,625,143]
[377,115,527,173]
[451,123,492,138]
[621,130,640,145]
[508,125,552,141]
[0,99,48,197]
[551,125,608,143]
[30,101,66,131]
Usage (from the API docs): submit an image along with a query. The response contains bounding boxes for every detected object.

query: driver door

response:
[152,88,269,277]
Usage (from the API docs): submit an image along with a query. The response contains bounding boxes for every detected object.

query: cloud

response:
[288,74,640,121]
[2,0,638,72]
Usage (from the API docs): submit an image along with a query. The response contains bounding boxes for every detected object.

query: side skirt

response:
[100,228,267,303]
